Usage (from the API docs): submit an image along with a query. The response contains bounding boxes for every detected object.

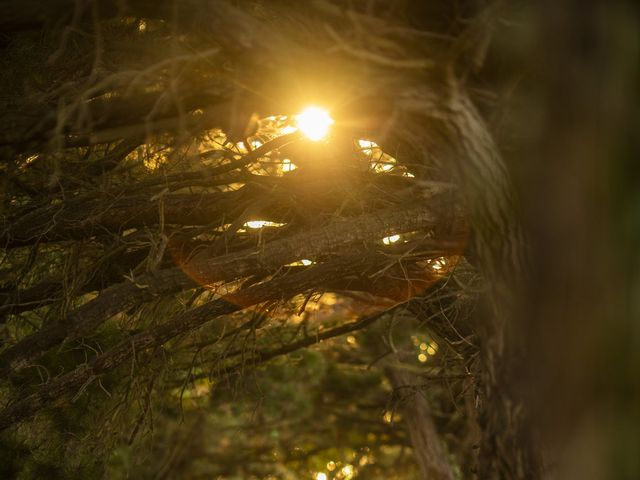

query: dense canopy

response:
[1,1,638,479]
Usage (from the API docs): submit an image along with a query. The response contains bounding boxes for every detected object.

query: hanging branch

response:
[0,255,372,431]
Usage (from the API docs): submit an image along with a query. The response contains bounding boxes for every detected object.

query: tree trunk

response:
[390,75,540,478]
[386,367,456,480]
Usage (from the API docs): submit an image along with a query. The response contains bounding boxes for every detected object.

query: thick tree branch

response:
[2,134,299,248]
[0,204,454,377]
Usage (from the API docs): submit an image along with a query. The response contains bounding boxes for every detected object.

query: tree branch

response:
[0,204,453,377]
[0,257,367,431]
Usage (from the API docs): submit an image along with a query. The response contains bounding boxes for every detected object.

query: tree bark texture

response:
[385,75,539,478]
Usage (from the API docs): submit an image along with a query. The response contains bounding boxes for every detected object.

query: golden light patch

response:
[281,158,297,172]
[286,259,314,266]
[244,220,285,229]
[382,234,401,245]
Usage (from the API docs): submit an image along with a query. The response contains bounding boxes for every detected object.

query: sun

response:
[295,106,334,141]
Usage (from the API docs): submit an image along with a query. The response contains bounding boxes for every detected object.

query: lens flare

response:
[295,107,334,141]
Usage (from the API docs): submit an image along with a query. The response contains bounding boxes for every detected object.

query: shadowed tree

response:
[1,1,638,479]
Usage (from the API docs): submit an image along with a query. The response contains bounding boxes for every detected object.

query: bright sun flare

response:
[295,106,334,141]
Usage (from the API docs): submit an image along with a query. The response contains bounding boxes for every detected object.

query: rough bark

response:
[435,79,539,480]
[380,74,539,478]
